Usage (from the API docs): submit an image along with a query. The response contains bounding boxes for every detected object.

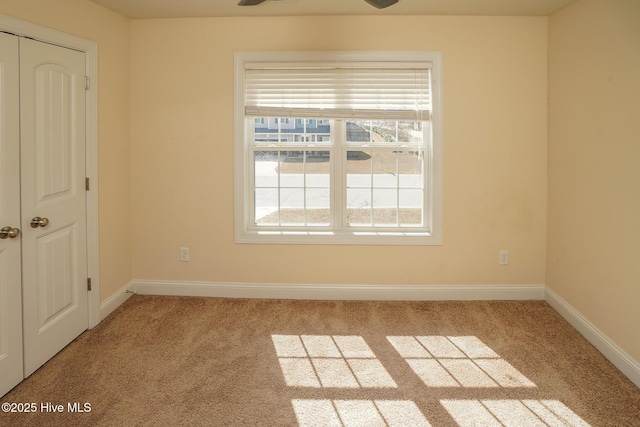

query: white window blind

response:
[244,63,431,121]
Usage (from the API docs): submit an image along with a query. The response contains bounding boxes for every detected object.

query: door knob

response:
[30,216,50,228]
[0,226,20,239]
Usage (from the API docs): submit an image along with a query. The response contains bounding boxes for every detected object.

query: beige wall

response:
[0,0,132,301]
[131,16,548,286]
[548,0,640,361]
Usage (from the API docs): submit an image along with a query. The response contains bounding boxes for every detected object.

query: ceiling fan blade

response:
[363,0,399,9]
[238,0,268,6]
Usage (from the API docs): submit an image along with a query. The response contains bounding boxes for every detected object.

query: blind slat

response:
[244,65,431,122]
[245,106,430,121]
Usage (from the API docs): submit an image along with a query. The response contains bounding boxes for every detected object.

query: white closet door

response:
[20,38,88,377]
[0,32,23,397]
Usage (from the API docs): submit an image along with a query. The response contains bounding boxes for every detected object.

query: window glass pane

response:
[305,150,330,225]
[254,117,331,145]
[346,150,372,188]
[372,151,398,188]
[306,151,330,188]
[347,120,373,143]
[306,188,330,225]
[280,151,305,188]
[399,189,423,225]
[255,133,278,143]
[347,120,402,144]
[280,188,305,225]
[398,150,423,188]
[398,121,423,144]
[347,188,372,225]
[372,121,398,143]
[280,117,298,141]
[373,188,398,225]
[307,119,331,144]
[254,151,279,188]
[280,134,295,143]
[305,150,331,165]
[347,120,425,146]
[255,188,278,225]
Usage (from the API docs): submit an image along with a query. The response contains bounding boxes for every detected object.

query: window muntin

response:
[235,51,442,245]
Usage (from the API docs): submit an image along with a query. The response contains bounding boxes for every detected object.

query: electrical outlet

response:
[180,247,190,262]
[499,250,509,265]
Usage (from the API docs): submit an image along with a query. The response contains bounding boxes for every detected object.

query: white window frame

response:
[234,51,443,245]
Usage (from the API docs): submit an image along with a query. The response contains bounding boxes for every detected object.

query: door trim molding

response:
[0,14,101,328]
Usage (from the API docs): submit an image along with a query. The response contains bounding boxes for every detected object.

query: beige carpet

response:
[1,296,639,426]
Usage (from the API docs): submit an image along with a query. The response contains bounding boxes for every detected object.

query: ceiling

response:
[88,0,578,19]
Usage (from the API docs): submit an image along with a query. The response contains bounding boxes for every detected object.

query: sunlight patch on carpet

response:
[388,336,536,388]
[274,334,592,426]
[292,399,431,427]
[441,399,591,427]
[272,335,397,388]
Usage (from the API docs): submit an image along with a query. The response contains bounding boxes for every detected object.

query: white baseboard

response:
[545,287,640,389]
[99,281,134,322]
[130,280,545,301]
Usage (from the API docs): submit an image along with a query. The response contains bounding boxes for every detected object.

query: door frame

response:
[0,14,101,328]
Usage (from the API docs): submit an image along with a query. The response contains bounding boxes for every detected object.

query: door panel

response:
[37,225,77,329]
[20,38,88,377]
[35,64,74,201]
[0,32,23,397]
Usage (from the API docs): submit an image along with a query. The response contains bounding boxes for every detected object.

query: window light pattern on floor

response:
[387,336,536,388]
[292,399,431,427]
[272,335,591,426]
[272,335,397,388]
[441,399,591,427]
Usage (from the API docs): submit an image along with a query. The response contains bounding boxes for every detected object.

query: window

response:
[234,51,442,245]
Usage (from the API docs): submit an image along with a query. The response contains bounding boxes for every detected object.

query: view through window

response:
[252,119,426,228]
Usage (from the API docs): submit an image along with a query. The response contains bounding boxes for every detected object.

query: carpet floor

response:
[1,295,639,426]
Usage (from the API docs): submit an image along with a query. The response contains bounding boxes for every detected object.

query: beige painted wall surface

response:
[0,0,132,301]
[548,0,640,361]
[131,16,548,286]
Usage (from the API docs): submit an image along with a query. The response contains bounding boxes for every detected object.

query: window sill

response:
[235,229,442,246]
